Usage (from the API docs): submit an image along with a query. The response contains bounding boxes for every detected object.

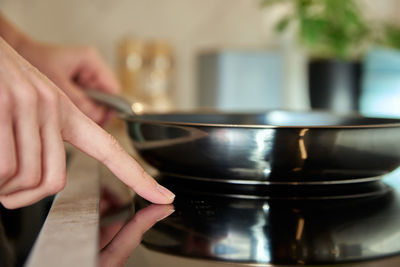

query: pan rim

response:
[119,112,400,129]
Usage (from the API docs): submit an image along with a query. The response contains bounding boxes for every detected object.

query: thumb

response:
[61,100,175,204]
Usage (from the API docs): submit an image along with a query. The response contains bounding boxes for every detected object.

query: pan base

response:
[157,174,390,200]
[160,171,383,185]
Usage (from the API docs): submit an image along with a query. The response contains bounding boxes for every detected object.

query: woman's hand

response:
[0,37,175,209]
[17,40,119,125]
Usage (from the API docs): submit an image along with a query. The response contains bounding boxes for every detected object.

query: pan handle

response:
[85,90,135,116]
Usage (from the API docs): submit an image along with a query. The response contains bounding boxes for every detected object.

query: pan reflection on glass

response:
[135,177,400,265]
[99,188,174,267]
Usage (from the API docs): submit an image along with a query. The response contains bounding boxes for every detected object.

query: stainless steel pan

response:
[87,91,400,185]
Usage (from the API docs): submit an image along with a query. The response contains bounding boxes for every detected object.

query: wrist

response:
[0,14,34,54]
[12,34,35,54]
[14,36,46,66]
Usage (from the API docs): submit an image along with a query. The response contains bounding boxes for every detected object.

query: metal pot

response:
[87,91,400,185]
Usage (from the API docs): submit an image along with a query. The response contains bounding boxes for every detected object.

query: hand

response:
[100,203,174,267]
[0,38,175,209]
[18,40,119,125]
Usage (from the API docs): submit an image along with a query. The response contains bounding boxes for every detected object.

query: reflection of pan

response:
[135,181,400,264]
[87,91,400,185]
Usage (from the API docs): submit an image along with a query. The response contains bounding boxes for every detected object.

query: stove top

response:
[132,169,400,266]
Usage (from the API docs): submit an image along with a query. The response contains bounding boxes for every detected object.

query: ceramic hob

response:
[132,169,400,266]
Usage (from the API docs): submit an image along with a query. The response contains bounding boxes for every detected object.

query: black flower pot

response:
[308,60,362,113]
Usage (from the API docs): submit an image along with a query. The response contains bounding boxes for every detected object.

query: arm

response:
[0,13,31,51]
[0,13,117,125]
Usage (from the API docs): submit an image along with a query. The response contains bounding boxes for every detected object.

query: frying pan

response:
[87,91,400,185]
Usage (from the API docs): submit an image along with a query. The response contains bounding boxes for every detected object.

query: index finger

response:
[61,99,175,204]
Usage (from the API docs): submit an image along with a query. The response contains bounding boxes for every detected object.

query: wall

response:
[0,0,271,108]
[1,0,399,109]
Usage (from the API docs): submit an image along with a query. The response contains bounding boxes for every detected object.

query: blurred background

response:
[1,0,400,117]
[2,2,400,266]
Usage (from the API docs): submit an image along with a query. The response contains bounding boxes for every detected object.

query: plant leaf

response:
[275,16,291,32]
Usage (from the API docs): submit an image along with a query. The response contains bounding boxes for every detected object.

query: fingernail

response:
[157,208,175,222]
[156,184,175,200]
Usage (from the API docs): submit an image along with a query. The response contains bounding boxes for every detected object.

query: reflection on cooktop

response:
[135,172,400,265]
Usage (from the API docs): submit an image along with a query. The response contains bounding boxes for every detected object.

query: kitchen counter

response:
[25,149,100,267]
[24,120,136,267]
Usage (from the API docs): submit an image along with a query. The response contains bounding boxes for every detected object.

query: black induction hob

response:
[134,169,400,266]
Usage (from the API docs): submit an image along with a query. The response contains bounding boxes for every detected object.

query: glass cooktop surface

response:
[131,169,400,266]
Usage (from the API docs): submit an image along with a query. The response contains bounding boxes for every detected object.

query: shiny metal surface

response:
[124,111,400,184]
[156,174,390,200]
[135,172,400,265]
[87,91,400,184]
[160,172,383,185]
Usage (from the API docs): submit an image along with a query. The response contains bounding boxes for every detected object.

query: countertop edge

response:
[25,149,100,267]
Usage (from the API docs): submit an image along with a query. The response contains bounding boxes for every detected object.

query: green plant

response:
[261,0,371,60]
[382,24,400,49]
